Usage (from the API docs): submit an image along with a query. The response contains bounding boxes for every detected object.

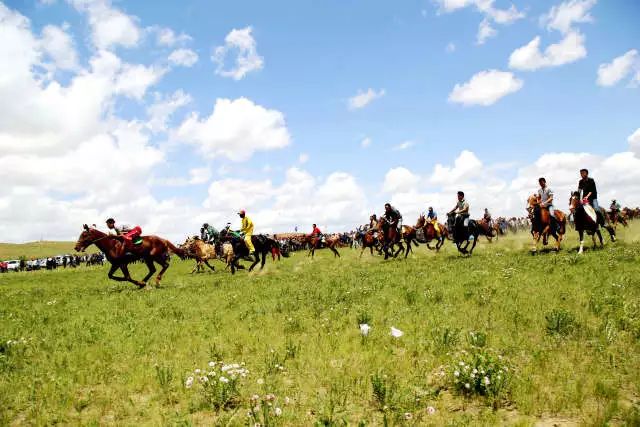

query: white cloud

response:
[393,141,415,151]
[157,167,211,187]
[40,24,78,70]
[212,26,263,80]
[361,137,372,148]
[298,153,309,164]
[348,88,385,110]
[69,0,141,50]
[153,27,191,47]
[146,90,192,134]
[446,42,456,53]
[382,167,420,193]
[115,63,166,100]
[629,128,640,156]
[509,31,587,71]
[449,70,523,106]
[174,97,291,162]
[597,50,639,87]
[169,48,198,67]
[542,0,597,34]
[476,18,496,45]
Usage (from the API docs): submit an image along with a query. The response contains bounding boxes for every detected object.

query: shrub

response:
[184,361,249,411]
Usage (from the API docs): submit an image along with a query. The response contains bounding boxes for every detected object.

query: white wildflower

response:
[390,327,404,338]
[359,323,370,336]
[208,361,216,368]
[404,412,413,420]
[274,407,282,416]
[257,378,265,385]
[427,406,436,415]
[465,383,471,390]
[454,370,460,377]
[219,376,229,383]
[185,376,194,388]
[484,376,490,385]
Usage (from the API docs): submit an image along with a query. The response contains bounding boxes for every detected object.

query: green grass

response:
[0,241,98,260]
[1,225,640,426]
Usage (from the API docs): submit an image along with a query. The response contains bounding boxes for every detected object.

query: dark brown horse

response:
[568,192,615,254]
[358,229,381,258]
[74,225,185,288]
[527,194,567,253]
[304,234,341,258]
[377,217,404,259]
[402,215,447,257]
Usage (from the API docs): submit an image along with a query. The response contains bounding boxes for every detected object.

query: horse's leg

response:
[107,263,129,282]
[153,256,170,286]
[468,233,479,255]
[578,230,585,254]
[120,264,145,288]
[203,259,216,272]
[331,245,340,258]
[259,250,267,270]
[141,257,157,285]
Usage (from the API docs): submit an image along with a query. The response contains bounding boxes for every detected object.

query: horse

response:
[446,213,482,255]
[527,194,567,253]
[357,229,381,258]
[608,209,628,230]
[376,217,405,259]
[304,234,341,258]
[180,236,235,274]
[74,225,186,288]
[402,215,447,258]
[219,231,281,273]
[569,192,616,254]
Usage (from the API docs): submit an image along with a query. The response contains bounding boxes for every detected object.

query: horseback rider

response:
[537,177,560,232]
[483,208,493,228]
[237,209,256,257]
[578,169,599,211]
[368,214,378,231]
[427,206,441,238]
[383,203,402,234]
[610,199,621,212]
[201,223,219,244]
[310,223,324,242]
[106,218,143,257]
[449,191,470,229]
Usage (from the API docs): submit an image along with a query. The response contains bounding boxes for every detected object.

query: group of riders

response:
[101,168,624,261]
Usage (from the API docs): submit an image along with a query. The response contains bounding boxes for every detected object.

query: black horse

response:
[446,213,482,255]
[219,230,280,272]
[569,192,616,254]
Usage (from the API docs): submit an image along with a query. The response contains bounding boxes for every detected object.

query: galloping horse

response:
[527,194,567,253]
[180,236,234,274]
[569,192,616,254]
[74,225,185,288]
[402,215,447,257]
[377,217,405,259]
[219,231,281,273]
[357,229,381,258]
[608,209,628,229]
[304,234,341,258]
[446,213,481,255]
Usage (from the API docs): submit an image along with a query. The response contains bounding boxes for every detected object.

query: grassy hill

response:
[1,224,639,425]
[0,241,98,260]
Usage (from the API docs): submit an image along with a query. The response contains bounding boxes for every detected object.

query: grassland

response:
[1,225,640,426]
[0,241,97,260]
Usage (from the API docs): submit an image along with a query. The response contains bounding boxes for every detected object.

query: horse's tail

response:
[166,240,187,260]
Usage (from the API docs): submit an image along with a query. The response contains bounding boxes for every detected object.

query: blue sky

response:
[1,0,640,241]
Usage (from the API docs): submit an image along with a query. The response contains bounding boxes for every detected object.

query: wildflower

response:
[454,370,460,377]
[219,376,229,383]
[459,361,465,367]
[427,406,436,415]
[208,361,216,368]
[484,376,490,385]
[274,407,283,416]
[251,394,260,402]
[472,368,478,374]
[257,378,265,385]
[185,376,194,388]
[359,323,370,336]
[470,373,475,379]
[200,376,209,383]
[404,412,412,420]
[284,396,291,405]
[195,369,201,374]
[465,383,471,390]
[390,327,404,338]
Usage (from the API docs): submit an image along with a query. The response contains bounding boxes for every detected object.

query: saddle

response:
[583,204,597,223]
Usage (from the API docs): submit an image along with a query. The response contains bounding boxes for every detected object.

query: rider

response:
[383,203,402,234]
[483,208,493,228]
[610,199,621,212]
[310,223,324,242]
[368,214,378,231]
[449,191,470,229]
[427,206,441,238]
[106,218,143,257]
[238,209,256,256]
[201,223,219,244]
[578,168,599,211]
[538,177,559,232]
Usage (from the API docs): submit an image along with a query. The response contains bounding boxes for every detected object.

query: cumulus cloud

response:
[153,26,191,47]
[509,31,587,71]
[146,90,192,134]
[212,26,263,80]
[542,0,597,34]
[40,24,78,70]
[168,48,198,67]
[629,128,640,155]
[69,0,141,50]
[115,63,166,100]
[476,18,496,45]
[449,70,523,106]
[393,141,416,151]
[174,97,291,162]
[597,50,639,87]
[348,88,386,110]
[382,167,420,193]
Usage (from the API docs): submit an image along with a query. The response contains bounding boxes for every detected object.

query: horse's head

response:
[74,224,98,252]
[416,215,425,228]
[568,191,581,212]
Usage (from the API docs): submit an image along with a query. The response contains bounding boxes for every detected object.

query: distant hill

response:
[0,241,98,260]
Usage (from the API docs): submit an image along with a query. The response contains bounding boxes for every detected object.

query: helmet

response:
[238,209,246,215]
[106,218,115,224]
[203,223,209,227]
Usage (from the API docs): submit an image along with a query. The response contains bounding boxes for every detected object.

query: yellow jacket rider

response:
[238,209,255,253]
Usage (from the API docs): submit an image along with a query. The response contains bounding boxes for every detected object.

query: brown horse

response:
[358,228,381,258]
[569,192,616,254]
[527,194,566,253]
[74,225,185,288]
[377,217,405,259]
[305,234,341,258]
[402,215,447,257]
